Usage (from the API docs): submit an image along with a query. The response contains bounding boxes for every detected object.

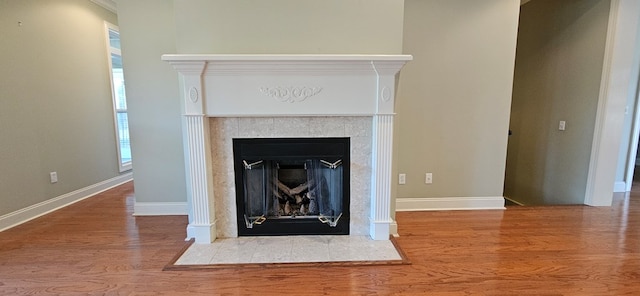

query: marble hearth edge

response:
[162,54,412,243]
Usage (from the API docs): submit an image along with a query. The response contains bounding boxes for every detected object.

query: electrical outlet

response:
[559,121,566,131]
[50,172,58,183]
[425,173,433,184]
[399,173,406,185]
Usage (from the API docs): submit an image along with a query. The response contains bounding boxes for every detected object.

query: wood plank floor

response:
[1,181,639,295]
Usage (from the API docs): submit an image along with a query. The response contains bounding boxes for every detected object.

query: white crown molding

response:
[396,196,506,211]
[162,54,412,76]
[162,54,413,62]
[0,173,132,232]
[89,0,117,13]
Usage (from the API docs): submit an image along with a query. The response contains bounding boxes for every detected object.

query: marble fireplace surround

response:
[162,54,412,243]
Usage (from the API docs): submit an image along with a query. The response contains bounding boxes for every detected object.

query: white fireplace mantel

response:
[163,54,411,243]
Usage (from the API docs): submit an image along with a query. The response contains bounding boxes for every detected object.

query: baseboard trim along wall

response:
[396,196,506,211]
[133,202,188,216]
[0,172,133,232]
[389,220,398,236]
[613,181,626,193]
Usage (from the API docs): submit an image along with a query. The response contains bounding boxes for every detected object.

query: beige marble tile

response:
[309,117,345,137]
[238,117,275,137]
[290,235,331,262]
[345,116,372,137]
[210,237,259,264]
[273,117,311,137]
[175,243,221,265]
[176,235,400,265]
[250,236,294,263]
[350,136,372,166]
[328,236,401,261]
[209,116,374,238]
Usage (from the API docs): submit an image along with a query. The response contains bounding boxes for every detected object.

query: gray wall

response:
[504,0,610,205]
[173,0,404,54]
[0,0,121,216]
[115,0,405,210]
[396,0,520,199]
[118,0,524,210]
[115,0,186,204]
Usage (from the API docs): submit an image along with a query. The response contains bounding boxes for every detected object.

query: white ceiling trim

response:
[89,0,117,13]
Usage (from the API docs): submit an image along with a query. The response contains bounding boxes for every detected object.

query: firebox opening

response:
[233,138,350,236]
[272,161,318,218]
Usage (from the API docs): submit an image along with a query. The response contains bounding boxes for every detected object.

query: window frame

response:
[104,22,132,172]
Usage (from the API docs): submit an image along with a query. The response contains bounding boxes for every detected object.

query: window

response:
[105,22,132,172]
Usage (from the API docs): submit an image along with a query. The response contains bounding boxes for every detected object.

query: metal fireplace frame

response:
[233,137,350,236]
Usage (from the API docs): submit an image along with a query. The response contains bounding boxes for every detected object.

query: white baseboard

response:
[389,220,398,237]
[0,173,133,232]
[614,181,627,193]
[396,196,505,211]
[133,202,188,216]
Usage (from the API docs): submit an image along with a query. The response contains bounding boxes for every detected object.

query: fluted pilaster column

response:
[184,115,216,243]
[165,60,216,243]
[369,61,401,240]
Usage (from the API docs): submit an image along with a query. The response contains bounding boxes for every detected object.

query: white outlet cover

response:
[559,121,566,131]
[49,172,58,183]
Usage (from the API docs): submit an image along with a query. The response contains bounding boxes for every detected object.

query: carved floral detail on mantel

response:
[259,86,323,103]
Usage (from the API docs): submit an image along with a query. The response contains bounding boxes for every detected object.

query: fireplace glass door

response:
[242,160,267,228]
[234,138,350,236]
[311,159,343,227]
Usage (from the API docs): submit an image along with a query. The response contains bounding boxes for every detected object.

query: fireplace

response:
[233,138,350,236]
[162,54,411,243]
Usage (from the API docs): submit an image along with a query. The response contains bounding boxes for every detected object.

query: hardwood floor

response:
[1,182,639,295]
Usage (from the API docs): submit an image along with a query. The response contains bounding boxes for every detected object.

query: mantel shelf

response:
[161,54,413,62]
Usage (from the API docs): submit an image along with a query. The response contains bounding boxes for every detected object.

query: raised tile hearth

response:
[163,54,411,243]
[173,235,403,266]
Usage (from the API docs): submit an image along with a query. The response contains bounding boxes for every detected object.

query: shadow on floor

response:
[504,199,521,206]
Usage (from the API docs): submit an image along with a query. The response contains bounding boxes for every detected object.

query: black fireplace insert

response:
[233,138,350,236]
